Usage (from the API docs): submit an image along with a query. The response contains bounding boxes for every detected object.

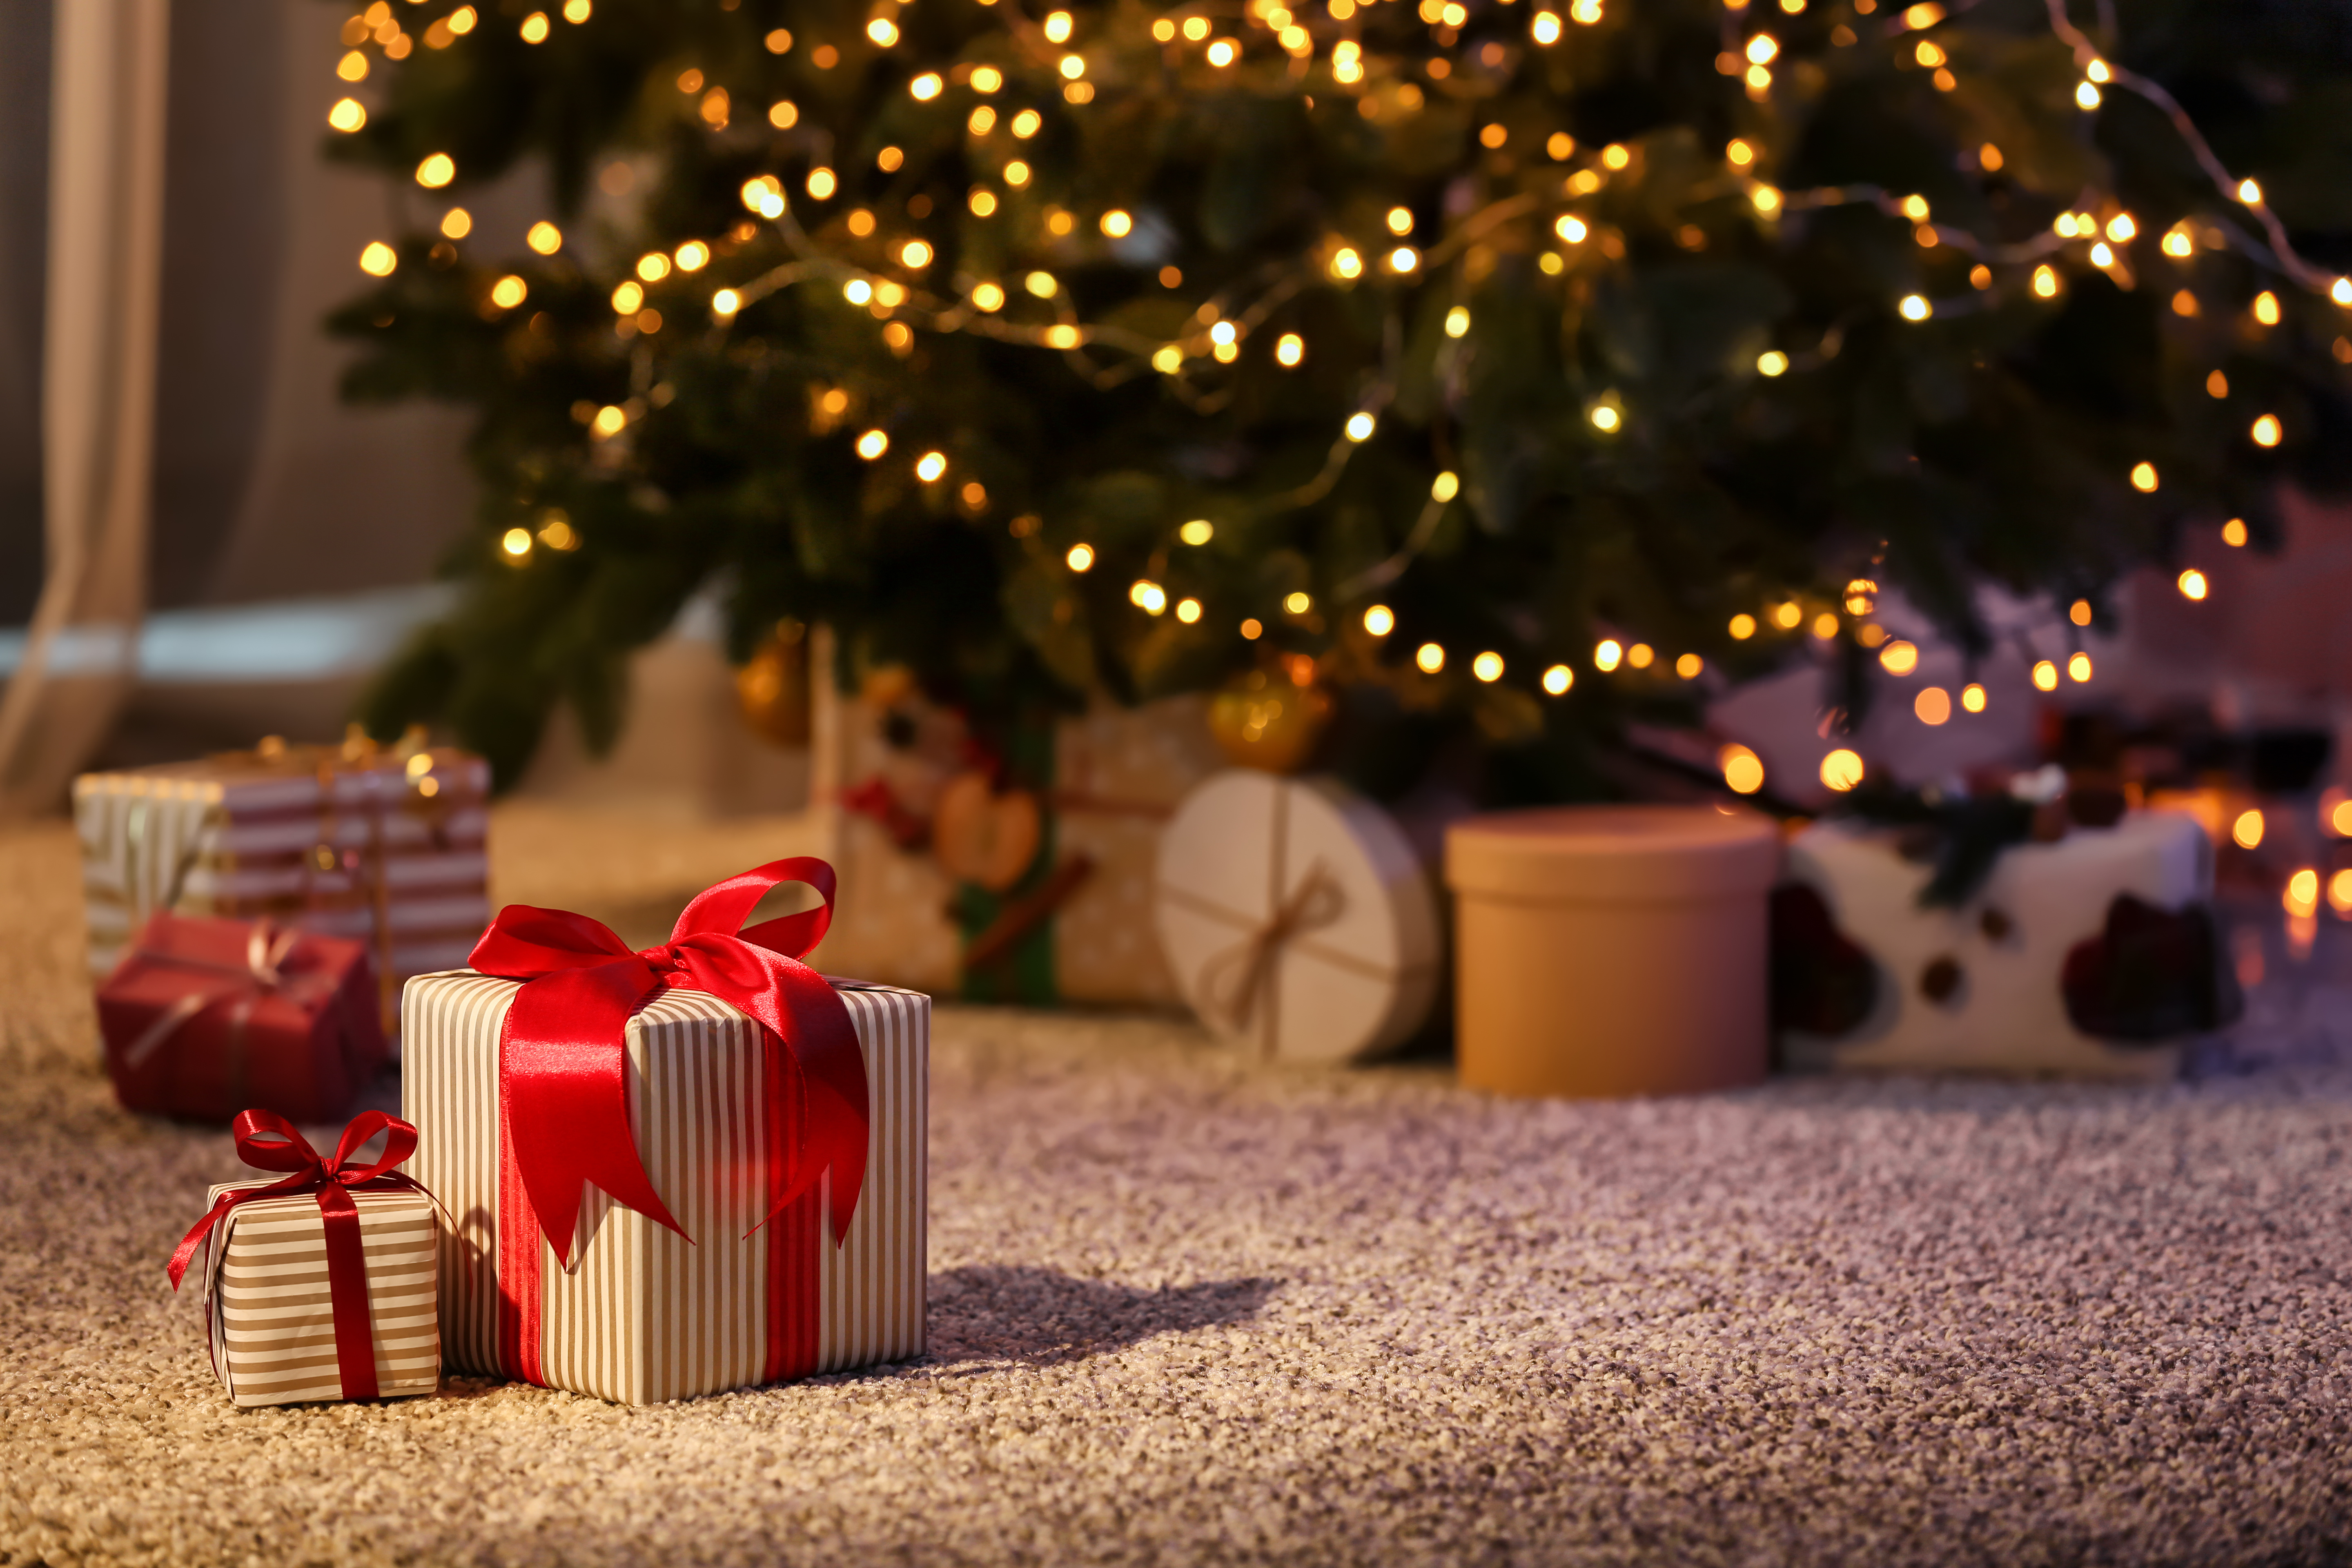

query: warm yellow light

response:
[1275,333,1305,368]
[1473,651,1505,682]
[2222,518,2249,547]
[1594,639,1623,672]
[1728,614,1757,640]
[1820,749,1864,792]
[1590,405,1620,432]
[2173,289,2200,317]
[1066,543,1095,572]
[1424,471,1459,505]
[1011,109,1042,138]
[1331,247,1363,281]
[2163,229,2194,258]
[1915,40,1944,66]
[1960,682,1987,713]
[1555,216,1588,244]
[1746,33,1778,63]
[968,189,998,218]
[2034,265,2060,298]
[2130,462,2158,492]
[601,281,639,316]
[1060,53,1087,78]
[1726,138,1755,167]
[867,17,899,44]
[769,100,800,130]
[1445,307,1471,338]
[1025,270,1058,298]
[1899,294,1931,321]
[1152,345,1183,373]
[1757,350,1788,377]
[1721,744,1765,795]
[2105,213,2136,242]
[1676,653,1703,679]
[520,11,549,42]
[2252,414,2283,448]
[855,429,890,460]
[502,527,534,557]
[1204,38,1237,65]
[1914,686,1951,726]
[1241,617,1264,639]
[2234,809,2265,850]
[843,279,873,305]
[2067,598,2092,628]
[2252,292,2281,327]
[1536,664,1570,697]
[2178,568,2208,601]
[1900,194,1929,221]
[2238,178,2262,206]
[1003,160,1033,188]
[591,404,625,438]
[1345,412,1376,442]
[1045,9,1075,40]
[358,241,398,277]
[416,153,457,189]
[1131,580,1168,615]
[908,451,945,483]
[1172,597,1201,624]
[2076,80,2101,109]
[449,6,477,34]
[1878,641,1919,675]
[1382,207,1416,237]
[2332,869,2352,915]
[2336,278,2352,307]
[489,275,527,309]
[1363,604,1395,637]
[899,240,933,269]
[807,167,837,200]
[328,97,368,132]
[1389,247,1419,274]
[711,288,740,318]
[1602,143,1631,170]
[563,0,590,20]
[1098,208,1134,239]
[1752,185,1782,214]
[1045,325,1081,350]
[911,72,943,101]
[1284,591,1312,615]
[1811,613,1838,640]
[1531,11,1562,43]
[637,252,671,283]
[1415,642,1446,674]
[2031,659,2058,690]
[2066,651,2092,683]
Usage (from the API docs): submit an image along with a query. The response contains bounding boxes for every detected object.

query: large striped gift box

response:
[75,737,492,1029]
[403,973,929,1405]
[196,1179,441,1408]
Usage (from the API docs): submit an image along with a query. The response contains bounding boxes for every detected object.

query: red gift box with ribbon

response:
[169,1110,441,1406]
[403,855,930,1405]
[97,914,389,1123]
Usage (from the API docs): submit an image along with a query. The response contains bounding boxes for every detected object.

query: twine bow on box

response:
[1193,861,1347,1047]
[115,920,336,1107]
[167,1109,434,1401]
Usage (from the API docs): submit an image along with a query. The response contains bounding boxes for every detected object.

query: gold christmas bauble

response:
[1207,660,1333,774]
[734,621,811,746]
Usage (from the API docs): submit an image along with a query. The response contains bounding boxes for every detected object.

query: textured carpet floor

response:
[4,815,2352,1567]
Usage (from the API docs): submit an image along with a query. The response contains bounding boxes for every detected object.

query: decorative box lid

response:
[1447,804,1782,902]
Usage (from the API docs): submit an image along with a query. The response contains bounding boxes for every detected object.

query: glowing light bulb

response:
[2031,659,2058,690]
[1130,580,1168,615]
[488,275,527,309]
[1532,11,1561,43]
[2067,652,2092,683]
[911,72,943,100]
[1026,271,1058,298]
[1066,543,1095,571]
[1726,139,1754,167]
[2131,462,2158,492]
[1472,651,1505,682]
[2164,229,2194,258]
[2106,213,2135,242]
[358,241,398,277]
[1431,471,1459,503]
[972,281,1005,312]
[416,153,457,189]
[612,281,644,314]
[1676,653,1703,679]
[807,168,837,200]
[1820,749,1864,792]
[2076,80,2101,109]
[1773,602,1802,630]
[1899,294,1931,321]
[1914,686,1951,725]
[843,279,873,305]
[1757,350,1788,376]
[328,98,368,132]
[916,451,948,482]
[1101,209,1133,238]
[901,240,933,268]
[2233,809,2264,849]
[675,240,710,272]
[1275,333,1305,367]
[2033,265,2059,298]
[2253,292,2281,326]
[1721,745,1764,794]
[1960,683,1986,713]
[855,429,889,459]
[1060,53,1086,78]
[1331,247,1363,280]
[1729,614,1757,639]
[1180,519,1215,546]
[1445,307,1470,338]
[520,11,549,42]
[1363,605,1395,637]
[2178,569,2208,601]
[1556,216,1588,244]
[1388,246,1419,273]
[1594,639,1622,672]
[712,288,740,317]
[2222,518,2249,547]
[1345,412,1376,442]
[1175,598,1203,624]
[1387,207,1414,236]
[2252,414,2282,448]
[502,527,533,557]
[1415,643,1446,673]
[867,18,899,44]
[1590,405,1620,432]
[1044,9,1074,41]
[2238,178,2262,206]
[1878,641,1919,675]
[1284,591,1312,615]
[1746,33,1778,63]
[1543,664,1574,696]
[2069,599,2093,627]
[1013,109,1042,138]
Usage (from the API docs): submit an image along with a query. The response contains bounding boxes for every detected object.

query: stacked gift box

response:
[77,731,492,1034]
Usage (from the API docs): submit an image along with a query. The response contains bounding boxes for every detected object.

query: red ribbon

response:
[168,1109,428,1401]
[465,856,869,1387]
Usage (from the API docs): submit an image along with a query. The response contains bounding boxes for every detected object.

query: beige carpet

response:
[4,813,2351,1566]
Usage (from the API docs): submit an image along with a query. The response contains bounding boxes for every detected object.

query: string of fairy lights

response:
[333,0,2343,797]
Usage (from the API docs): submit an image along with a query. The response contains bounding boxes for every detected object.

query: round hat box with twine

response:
[1154,771,1440,1063]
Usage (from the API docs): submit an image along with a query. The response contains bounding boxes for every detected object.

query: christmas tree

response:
[327,0,2352,801]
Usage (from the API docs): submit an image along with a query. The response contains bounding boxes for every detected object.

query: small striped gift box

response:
[403,973,929,1405]
[76,737,492,1032]
[196,1179,441,1407]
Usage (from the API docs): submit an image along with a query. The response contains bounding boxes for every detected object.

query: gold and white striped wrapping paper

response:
[199,1179,441,1408]
[75,754,492,1001]
[402,972,930,1405]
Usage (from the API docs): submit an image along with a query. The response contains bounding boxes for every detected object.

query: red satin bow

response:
[168,1109,428,1401]
[466,856,868,1268]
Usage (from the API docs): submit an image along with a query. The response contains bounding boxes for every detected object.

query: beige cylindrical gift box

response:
[1446,805,1781,1098]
